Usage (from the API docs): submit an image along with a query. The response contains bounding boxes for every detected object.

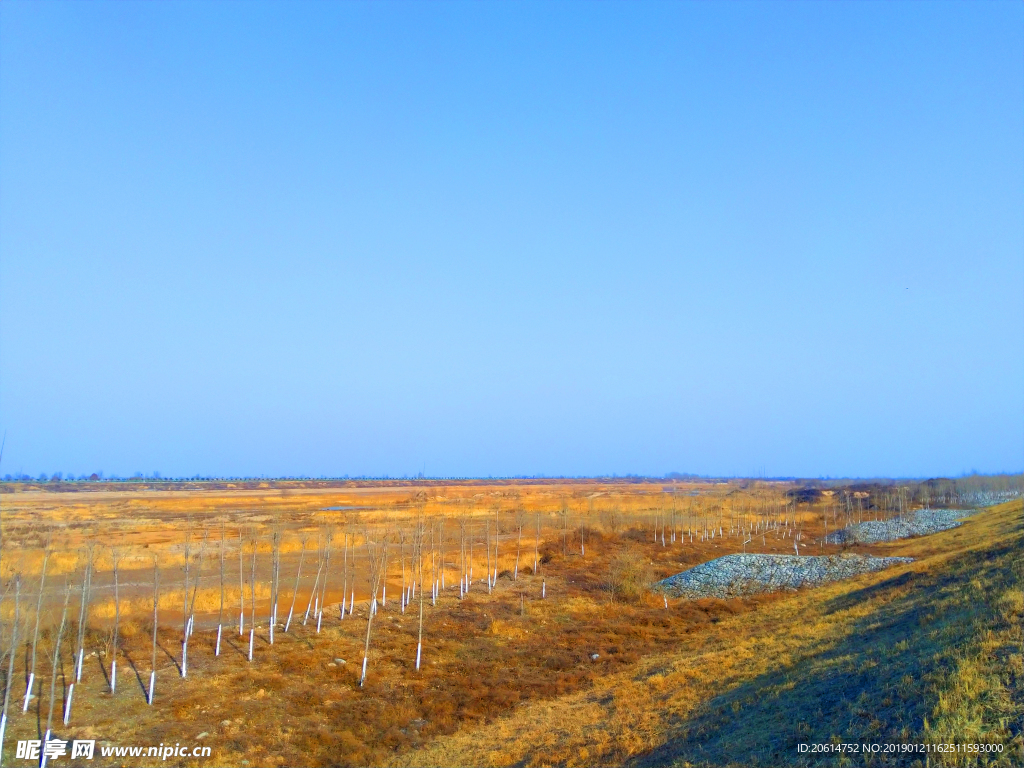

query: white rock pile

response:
[655,553,913,599]
[825,508,980,545]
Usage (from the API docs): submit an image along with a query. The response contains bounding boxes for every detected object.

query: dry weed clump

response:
[607,547,653,602]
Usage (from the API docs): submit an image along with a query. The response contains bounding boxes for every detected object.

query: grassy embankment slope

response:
[393,499,1023,767]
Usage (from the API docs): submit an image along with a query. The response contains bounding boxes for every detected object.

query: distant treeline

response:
[1,471,1021,500]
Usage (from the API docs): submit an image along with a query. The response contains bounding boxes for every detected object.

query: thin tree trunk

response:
[0,575,20,761]
[182,528,192,676]
[317,532,333,632]
[149,560,159,704]
[238,529,245,636]
[110,549,121,694]
[534,513,540,575]
[185,535,207,672]
[23,550,49,712]
[285,538,306,632]
[248,534,257,661]
[485,521,491,593]
[360,536,387,686]
[514,524,522,581]
[217,525,225,656]
[74,551,92,684]
[416,525,425,671]
[41,584,71,768]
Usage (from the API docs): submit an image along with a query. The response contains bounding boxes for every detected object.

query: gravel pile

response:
[655,553,913,599]
[825,508,980,545]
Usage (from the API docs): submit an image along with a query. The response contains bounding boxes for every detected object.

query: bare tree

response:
[317,529,333,632]
[148,558,159,704]
[437,517,445,591]
[0,575,20,762]
[248,531,257,661]
[398,530,407,612]
[304,532,324,626]
[181,527,193,676]
[183,531,208,677]
[534,513,541,576]
[360,532,388,686]
[109,548,122,693]
[63,577,85,725]
[340,532,350,619]
[493,507,500,586]
[238,529,245,636]
[23,547,50,712]
[216,525,225,656]
[73,549,93,684]
[285,536,306,632]
[41,582,71,767]
[414,521,426,671]
[514,510,524,581]
[269,530,281,644]
[485,519,491,594]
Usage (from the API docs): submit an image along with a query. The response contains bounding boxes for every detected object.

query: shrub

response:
[607,548,652,602]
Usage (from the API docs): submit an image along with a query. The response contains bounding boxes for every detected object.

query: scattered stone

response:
[327,663,336,668]
[221,720,232,727]
[656,553,913,599]
[826,509,981,544]
[590,653,600,661]
[197,733,209,740]
[334,658,346,665]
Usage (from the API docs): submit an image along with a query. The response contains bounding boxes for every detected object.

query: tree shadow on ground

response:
[625,528,1021,768]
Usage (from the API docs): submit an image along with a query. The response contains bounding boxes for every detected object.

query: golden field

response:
[0,480,1019,767]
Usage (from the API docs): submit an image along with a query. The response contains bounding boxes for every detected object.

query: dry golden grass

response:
[388,499,1023,768]
[1,481,1017,767]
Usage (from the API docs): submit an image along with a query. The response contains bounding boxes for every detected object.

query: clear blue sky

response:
[1,1,1021,479]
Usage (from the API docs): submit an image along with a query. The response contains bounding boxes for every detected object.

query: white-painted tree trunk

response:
[248,629,254,661]
[147,672,155,705]
[415,641,422,671]
[316,611,322,633]
[360,655,368,687]
[110,660,117,694]
[0,713,6,766]
[40,729,51,768]
[22,673,34,712]
[239,610,244,636]
[63,685,74,724]
[181,640,188,678]
[75,649,84,683]
[215,624,222,657]
[542,579,546,599]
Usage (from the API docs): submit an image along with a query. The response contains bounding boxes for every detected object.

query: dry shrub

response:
[607,548,652,602]
[599,507,623,533]
[117,619,141,639]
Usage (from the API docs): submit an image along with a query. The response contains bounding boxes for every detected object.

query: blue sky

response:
[1,1,1021,479]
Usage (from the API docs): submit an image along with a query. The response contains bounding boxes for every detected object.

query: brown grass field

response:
[0,480,1020,767]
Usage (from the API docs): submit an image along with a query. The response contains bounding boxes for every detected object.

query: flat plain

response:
[0,479,1020,767]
